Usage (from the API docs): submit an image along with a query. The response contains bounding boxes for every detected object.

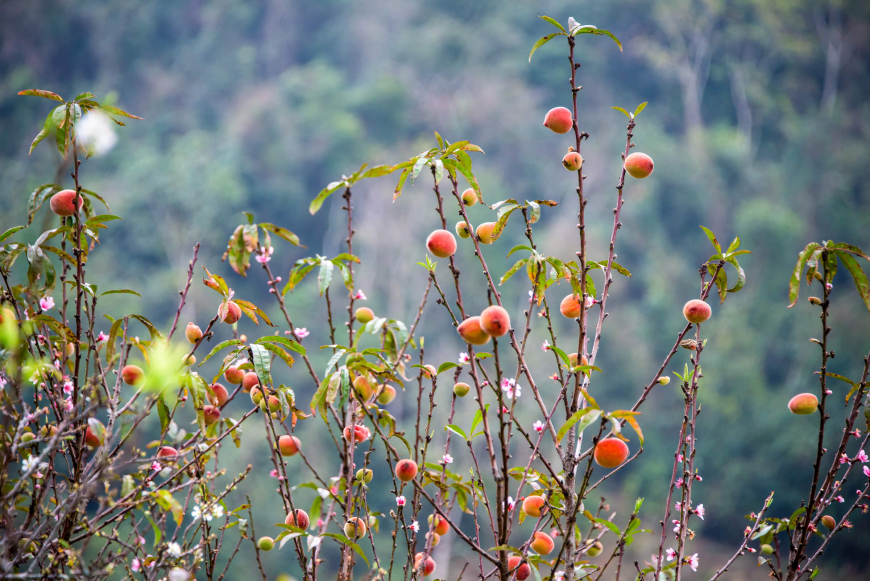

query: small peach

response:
[344,517,367,539]
[821,515,836,530]
[278,435,301,457]
[353,375,374,400]
[250,387,264,406]
[428,514,449,535]
[543,107,573,134]
[586,540,604,557]
[426,229,458,258]
[788,393,819,415]
[508,556,531,580]
[219,300,242,324]
[241,372,260,393]
[121,365,144,386]
[181,354,196,366]
[683,299,712,324]
[593,438,629,468]
[458,316,491,346]
[84,424,103,448]
[355,307,374,324]
[224,365,245,384]
[257,536,274,551]
[209,383,229,407]
[476,222,496,245]
[623,152,654,179]
[285,509,310,529]
[343,424,371,444]
[421,364,437,379]
[185,322,203,344]
[568,353,588,368]
[157,446,179,459]
[560,294,583,319]
[426,531,441,547]
[480,305,510,337]
[530,531,554,555]
[455,221,472,239]
[355,468,374,484]
[377,385,397,405]
[521,496,547,518]
[259,395,280,414]
[562,151,583,171]
[49,189,83,217]
[453,382,470,397]
[461,188,478,207]
[203,405,221,426]
[415,553,436,576]
[395,459,418,482]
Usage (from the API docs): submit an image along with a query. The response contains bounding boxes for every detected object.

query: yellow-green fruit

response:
[658,376,671,385]
[355,468,374,484]
[344,517,367,539]
[250,387,264,406]
[476,222,496,245]
[353,375,374,401]
[376,385,396,405]
[181,354,196,366]
[821,515,836,530]
[562,151,583,171]
[586,540,603,557]
[808,296,822,305]
[761,544,774,555]
[788,393,819,415]
[257,536,275,551]
[461,188,478,207]
[426,531,441,547]
[185,322,203,344]
[453,382,470,397]
[355,307,374,324]
[455,221,472,239]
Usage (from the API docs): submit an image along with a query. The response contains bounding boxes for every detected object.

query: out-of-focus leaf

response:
[834,249,870,315]
[556,408,600,443]
[260,223,304,247]
[529,32,564,62]
[18,89,64,102]
[788,243,822,308]
[309,180,346,215]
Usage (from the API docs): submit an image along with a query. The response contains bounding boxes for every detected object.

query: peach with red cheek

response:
[521,495,547,518]
[157,446,178,459]
[84,425,103,448]
[185,322,203,344]
[788,393,819,415]
[209,383,229,407]
[121,365,144,386]
[593,438,630,468]
[480,305,510,337]
[428,514,449,536]
[683,299,712,324]
[560,294,583,319]
[224,365,245,384]
[219,300,242,324]
[344,517,367,539]
[395,459,418,482]
[543,107,573,134]
[562,151,583,171]
[476,222,496,245]
[203,405,221,426]
[461,188,478,207]
[241,372,260,393]
[278,435,301,457]
[420,364,437,379]
[414,553,436,576]
[49,189,84,217]
[343,425,371,444]
[376,384,397,405]
[455,221,472,239]
[508,556,531,581]
[426,229,458,258]
[530,531,554,555]
[623,152,654,179]
[457,316,491,345]
[285,509,310,529]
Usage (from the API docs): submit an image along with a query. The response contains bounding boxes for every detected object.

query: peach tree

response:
[2,13,868,581]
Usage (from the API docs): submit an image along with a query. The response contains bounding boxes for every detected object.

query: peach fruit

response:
[593,438,629,468]
[568,353,588,368]
[185,322,203,344]
[560,294,583,319]
[461,188,478,206]
[343,424,371,444]
[257,536,274,551]
[49,189,83,217]
[241,372,260,392]
[543,107,573,134]
[683,299,712,324]
[821,515,836,529]
[224,365,245,384]
[209,383,229,407]
[353,375,374,400]
[458,316,491,345]
[278,435,301,457]
[586,540,604,557]
[220,300,242,324]
[121,365,144,386]
[480,305,510,337]
[455,221,472,239]
[530,531,554,555]
[181,354,196,366]
[508,556,531,581]
[414,553,436,576]
[428,514,449,536]
[157,446,178,459]
[453,382,470,397]
[788,393,819,415]
[355,468,373,484]
[476,222,496,245]
[521,496,547,518]
[562,151,583,171]
[202,405,221,426]
[84,424,103,448]
[426,229,457,258]
[421,364,437,379]
[395,459,418,482]
[426,531,441,547]
[377,385,397,405]
[344,517,367,539]
[624,152,654,179]
[285,509,310,529]
[355,307,374,324]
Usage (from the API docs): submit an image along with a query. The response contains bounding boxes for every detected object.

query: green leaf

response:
[98,289,141,298]
[249,343,273,388]
[320,533,369,566]
[324,349,347,377]
[572,26,622,52]
[261,342,294,369]
[18,89,64,102]
[834,249,870,315]
[309,181,346,215]
[788,243,821,308]
[318,259,334,296]
[507,245,534,258]
[199,339,245,366]
[442,158,482,204]
[830,242,870,261]
[556,408,601,443]
[32,314,75,342]
[0,226,25,244]
[157,396,171,434]
[411,156,429,183]
[611,410,644,446]
[529,32,565,62]
[539,15,566,33]
[29,128,49,155]
[611,261,632,278]
[725,256,746,294]
[634,102,648,116]
[611,106,629,118]
[445,424,468,440]
[360,164,395,179]
[100,104,143,120]
[700,226,721,255]
[437,361,459,374]
[392,167,411,202]
[500,258,529,285]
[260,223,304,247]
[256,335,306,355]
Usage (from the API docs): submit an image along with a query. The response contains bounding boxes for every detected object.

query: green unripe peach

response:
[457,316,490,345]
[562,150,583,171]
[461,188,478,207]
[355,307,374,324]
[453,382,470,397]
[593,438,629,468]
[479,305,510,337]
[455,221,472,239]
[476,222,496,245]
[683,299,712,324]
[21,432,35,443]
[543,107,573,134]
[788,393,819,415]
[426,229,457,258]
[658,376,671,385]
[257,536,274,551]
[624,152,654,179]
[181,354,196,366]
[376,384,397,405]
[355,468,374,484]
[761,544,774,555]
[586,540,604,557]
[250,387,264,406]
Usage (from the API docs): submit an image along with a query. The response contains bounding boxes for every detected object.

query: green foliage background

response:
[2,0,869,578]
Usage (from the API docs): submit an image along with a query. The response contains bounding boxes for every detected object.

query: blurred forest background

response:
[2,0,869,579]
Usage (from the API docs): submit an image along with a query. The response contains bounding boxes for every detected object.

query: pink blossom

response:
[506,496,515,511]
[672,519,681,533]
[686,553,699,572]
[541,340,550,351]
[458,352,470,365]
[63,398,74,412]
[63,379,73,395]
[585,295,595,309]
[501,377,521,399]
[396,496,406,507]
[694,474,703,481]
[747,547,756,553]
[856,449,868,463]
[694,504,705,520]
[409,520,419,533]
[255,246,274,264]
[353,290,367,301]
[826,283,833,290]
[674,478,684,488]
[132,558,141,572]
[295,328,309,339]
[533,421,545,433]
[676,454,683,463]
[840,453,850,465]
[851,429,862,438]
[39,296,55,311]
[665,548,677,561]
[151,462,162,472]
[675,501,682,510]
[269,469,278,478]
[863,465,870,478]
[442,454,454,464]
[97,331,109,342]
[835,495,845,503]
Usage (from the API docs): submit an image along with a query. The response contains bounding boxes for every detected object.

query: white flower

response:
[77,110,118,156]
[501,378,521,400]
[353,290,367,300]
[255,246,274,264]
[458,352,470,365]
[442,454,454,464]
[191,502,222,522]
[541,340,550,351]
[533,421,545,433]
[553,572,564,581]
[665,548,676,561]
[506,496,515,511]
[167,542,182,557]
[168,568,190,581]
[39,296,55,311]
[396,495,406,507]
[409,520,419,533]
[22,456,39,473]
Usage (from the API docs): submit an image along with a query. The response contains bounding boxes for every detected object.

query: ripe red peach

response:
[453,382,470,397]
[623,152,654,179]
[455,221,472,239]
[480,305,510,337]
[84,423,103,448]
[788,393,819,415]
[426,229,458,258]
[49,189,83,217]
[586,540,604,557]
[476,222,496,245]
[209,383,229,407]
[257,536,274,551]
[241,372,260,392]
[593,438,629,468]
[344,517,367,539]
[219,300,242,324]
[278,435,301,457]
[377,385,397,405]
[414,553,436,576]
[508,556,531,581]
[521,495,547,518]
[560,294,583,319]
[543,107,573,134]
[562,151,583,171]
[458,316,491,345]
[185,322,203,344]
[530,531,554,555]
[285,509,310,529]
[355,307,374,324]
[683,299,712,324]
[224,365,245,384]
[428,514,449,536]
[353,375,374,400]
[343,424,371,444]
[120,365,144,386]
[203,405,221,426]
[157,446,178,459]
[461,188,478,207]
[395,459,418,482]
